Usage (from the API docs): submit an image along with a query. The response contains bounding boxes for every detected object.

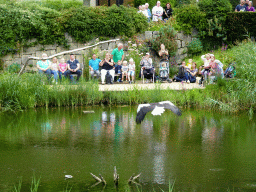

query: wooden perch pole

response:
[114,166,119,185]
[90,173,106,185]
[90,173,102,183]
[18,39,120,76]
[128,173,141,184]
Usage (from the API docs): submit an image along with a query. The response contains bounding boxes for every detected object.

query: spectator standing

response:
[145,3,152,22]
[138,5,142,13]
[37,53,52,80]
[111,43,124,64]
[245,0,250,6]
[65,54,82,82]
[235,0,247,12]
[152,1,163,21]
[100,53,115,84]
[89,54,101,79]
[51,57,59,83]
[246,1,255,11]
[163,3,173,21]
[58,57,67,81]
[141,5,149,18]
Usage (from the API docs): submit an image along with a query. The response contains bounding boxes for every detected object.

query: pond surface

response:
[0,106,256,192]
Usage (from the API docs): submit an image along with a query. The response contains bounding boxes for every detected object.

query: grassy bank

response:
[0,42,255,116]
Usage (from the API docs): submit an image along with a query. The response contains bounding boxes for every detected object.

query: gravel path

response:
[99,81,204,91]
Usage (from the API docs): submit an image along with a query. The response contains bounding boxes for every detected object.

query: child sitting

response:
[159,62,168,78]
[128,58,135,84]
[186,58,192,71]
[58,57,68,81]
[115,60,122,82]
[122,60,129,82]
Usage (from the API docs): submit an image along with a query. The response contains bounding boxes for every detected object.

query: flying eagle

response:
[136,101,182,124]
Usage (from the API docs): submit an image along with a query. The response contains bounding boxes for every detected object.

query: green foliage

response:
[225,12,256,43]
[173,4,207,34]
[0,2,148,57]
[19,0,83,11]
[150,26,178,56]
[197,0,232,49]
[62,5,148,42]
[198,0,232,19]
[187,38,203,54]
[7,63,21,73]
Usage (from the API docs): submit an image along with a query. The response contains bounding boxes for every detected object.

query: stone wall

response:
[1,30,197,72]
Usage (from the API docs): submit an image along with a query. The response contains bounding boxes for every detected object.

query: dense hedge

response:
[62,5,148,42]
[0,2,148,57]
[225,12,256,43]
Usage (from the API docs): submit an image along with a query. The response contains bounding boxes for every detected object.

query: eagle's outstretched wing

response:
[158,101,182,116]
[136,104,155,124]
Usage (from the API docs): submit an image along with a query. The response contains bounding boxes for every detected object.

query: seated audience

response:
[235,0,247,12]
[51,57,59,83]
[163,3,173,21]
[246,1,255,11]
[152,1,163,21]
[158,44,169,61]
[115,60,122,82]
[187,62,198,83]
[58,57,67,81]
[65,54,82,82]
[99,53,115,84]
[37,53,52,80]
[122,61,129,82]
[173,61,189,83]
[128,58,136,84]
[89,53,101,80]
[140,53,155,81]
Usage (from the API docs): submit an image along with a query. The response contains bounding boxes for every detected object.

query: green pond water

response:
[0,106,256,192]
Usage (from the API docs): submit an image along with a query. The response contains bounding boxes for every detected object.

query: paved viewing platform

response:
[98,81,204,91]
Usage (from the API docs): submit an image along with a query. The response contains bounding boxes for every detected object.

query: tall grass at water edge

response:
[0,42,255,115]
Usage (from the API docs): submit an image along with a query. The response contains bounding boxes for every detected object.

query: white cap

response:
[145,3,149,6]
[146,52,150,55]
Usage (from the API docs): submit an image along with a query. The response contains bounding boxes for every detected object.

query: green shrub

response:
[198,0,232,19]
[150,26,178,56]
[7,63,21,73]
[187,38,203,55]
[18,0,83,11]
[225,12,256,43]
[62,5,148,42]
[173,4,207,34]
[0,3,148,57]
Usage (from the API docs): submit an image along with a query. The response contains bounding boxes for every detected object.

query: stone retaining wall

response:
[2,30,197,72]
